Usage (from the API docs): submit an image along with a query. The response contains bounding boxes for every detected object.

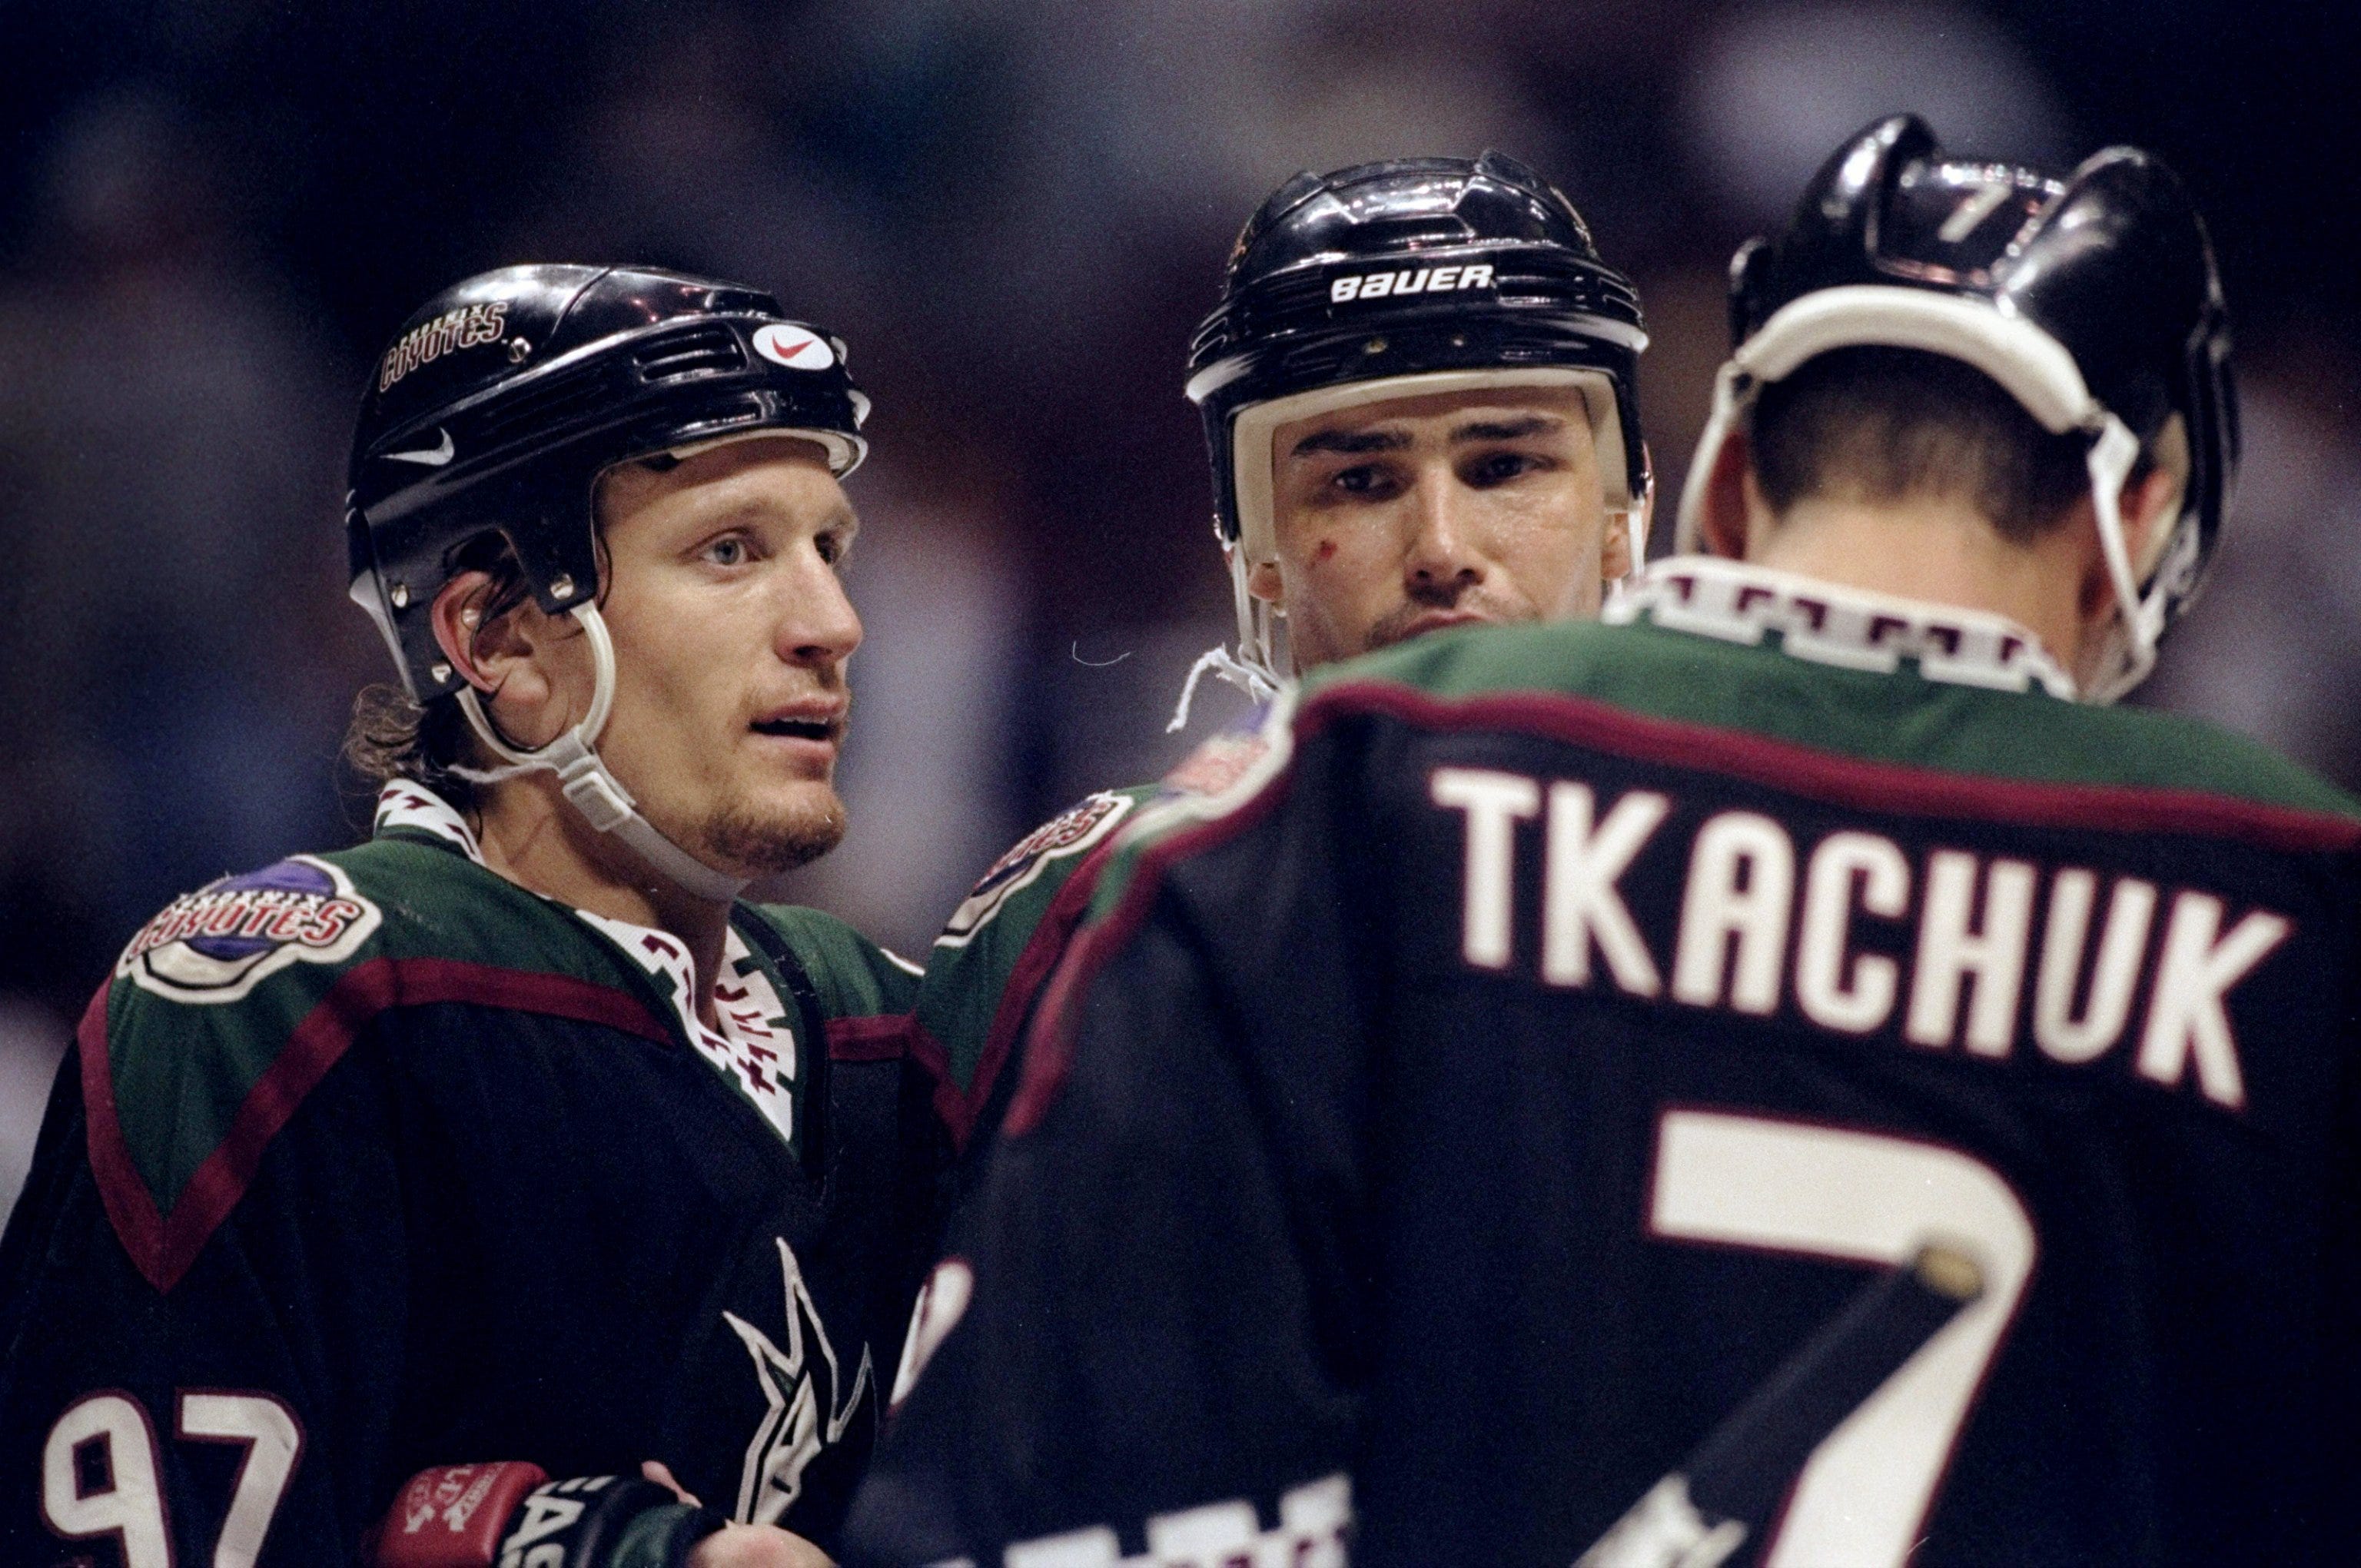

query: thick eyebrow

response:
[1450,412,1566,443]
[1288,427,1412,458]
[1287,410,1571,458]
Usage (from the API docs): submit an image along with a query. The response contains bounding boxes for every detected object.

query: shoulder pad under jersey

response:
[736,902,921,1028]
[85,836,670,1292]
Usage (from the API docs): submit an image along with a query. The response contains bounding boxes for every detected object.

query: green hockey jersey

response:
[1,782,938,1566]
[912,786,1154,1152]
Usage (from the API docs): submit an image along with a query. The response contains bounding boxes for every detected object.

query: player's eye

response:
[1462,450,1550,488]
[1332,464,1399,499]
[816,531,849,568]
[702,535,752,568]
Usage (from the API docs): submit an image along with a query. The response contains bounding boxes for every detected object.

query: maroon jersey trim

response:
[1320,680,2361,852]
[827,1014,915,1062]
[1008,784,1294,1139]
[81,959,671,1294]
[901,836,1125,1153]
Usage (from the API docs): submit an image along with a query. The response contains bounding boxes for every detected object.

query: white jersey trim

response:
[1606,556,2077,700]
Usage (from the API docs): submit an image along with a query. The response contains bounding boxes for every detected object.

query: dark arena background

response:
[0,0,2353,1221]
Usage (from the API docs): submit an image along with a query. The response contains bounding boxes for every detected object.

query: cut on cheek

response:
[1311,538,1338,563]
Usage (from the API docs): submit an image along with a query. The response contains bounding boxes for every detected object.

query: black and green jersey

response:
[0,783,938,1566]
[911,728,1275,1157]
[852,559,2361,1568]
[912,786,1155,1154]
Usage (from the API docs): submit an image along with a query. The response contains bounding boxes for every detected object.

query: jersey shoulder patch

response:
[935,788,1152,952]
[88,837,670,1294]
[113,853,381,1007]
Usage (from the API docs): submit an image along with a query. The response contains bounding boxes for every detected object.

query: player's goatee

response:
[701,796,848,874]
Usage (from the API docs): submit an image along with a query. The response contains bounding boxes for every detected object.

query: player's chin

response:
[697,787,848,875]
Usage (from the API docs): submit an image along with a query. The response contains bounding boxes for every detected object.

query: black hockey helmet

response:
[1177,152,1649,699]
[1673,115,2236,701]
[347,264,871,701]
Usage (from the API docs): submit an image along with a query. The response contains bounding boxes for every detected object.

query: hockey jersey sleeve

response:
[0,986,413,1568]
[907,787,1158,1158]
[846,707,1373,1566]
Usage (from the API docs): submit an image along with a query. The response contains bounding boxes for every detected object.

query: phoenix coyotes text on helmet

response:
[378,300,511,390]
[1430,766,2293,1112]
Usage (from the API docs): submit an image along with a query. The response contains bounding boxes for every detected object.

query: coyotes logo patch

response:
[935,791,1135,949]
[116,856,382,1005]
[1162,729,1272,799]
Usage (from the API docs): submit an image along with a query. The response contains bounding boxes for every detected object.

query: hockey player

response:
[911,153,1649,1159]
[0,267,947,1567]
[847,118,2361,1566]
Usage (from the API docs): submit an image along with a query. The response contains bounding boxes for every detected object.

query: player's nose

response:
[1403,467,1486,593]
[773,546,863,667]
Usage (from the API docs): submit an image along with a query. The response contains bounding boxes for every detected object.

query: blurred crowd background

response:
[1,0,2355,1218]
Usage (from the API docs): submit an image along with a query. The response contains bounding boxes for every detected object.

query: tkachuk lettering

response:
[1430,767,2292,1112]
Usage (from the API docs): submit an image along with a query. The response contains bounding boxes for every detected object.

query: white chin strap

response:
[448,601,751,902]
[2080,416,2159,703]
[1672,286,2177,706]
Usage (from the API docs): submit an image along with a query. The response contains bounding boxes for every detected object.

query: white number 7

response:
[1649,1110,2037,1567]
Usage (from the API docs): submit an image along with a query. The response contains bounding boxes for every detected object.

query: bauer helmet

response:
[1180,153,1650,700]
[345,264,872,899]
[1672,115,2236,703]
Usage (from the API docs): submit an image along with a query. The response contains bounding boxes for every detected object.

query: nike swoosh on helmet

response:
[384,428,457,467]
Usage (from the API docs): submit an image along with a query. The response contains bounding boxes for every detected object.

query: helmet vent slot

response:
[631,325,747,383]
[471,367,613,446]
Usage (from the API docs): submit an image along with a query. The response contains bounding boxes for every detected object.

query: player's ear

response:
[430,573,553,707]
[430,573,504,695]
[2120,463,2183,582]
[1246,557,1287,611]
[1699,431,1758,560]
[1600,507,1635,583]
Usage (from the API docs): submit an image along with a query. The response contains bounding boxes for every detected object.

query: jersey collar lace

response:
[371,780,804,1148]
[1606,555,2077,700]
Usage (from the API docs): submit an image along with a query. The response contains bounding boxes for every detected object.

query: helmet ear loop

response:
[1575,377,1650,584]
[1672,363,1757,557]
[1609,450,1657,585]
[450,600,620,778]
[446,600,749,902]
[2081,417,2158,705]
[1167,540,1285,733]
